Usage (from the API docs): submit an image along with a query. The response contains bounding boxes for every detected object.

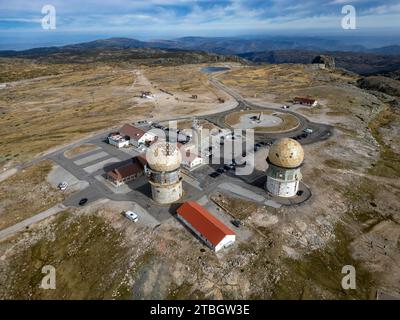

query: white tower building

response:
[192,118,204,155]
[146,142,183,204]
[265,138,304,197]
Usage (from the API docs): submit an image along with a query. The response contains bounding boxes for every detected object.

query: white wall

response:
[215,235,236,252]
[177,214,235,252]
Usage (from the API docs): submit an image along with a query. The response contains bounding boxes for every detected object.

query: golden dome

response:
[268,138,304,168]
[146,142,182,172]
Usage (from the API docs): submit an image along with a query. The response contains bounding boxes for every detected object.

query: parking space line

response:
[74,151,109,166]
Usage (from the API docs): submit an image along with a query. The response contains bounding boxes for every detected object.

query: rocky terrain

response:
[357,76,400,98]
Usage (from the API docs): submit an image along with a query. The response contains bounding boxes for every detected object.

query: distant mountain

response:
[367,45,400,55]
[147,36,368,54]
[64,37,148,50]
[2,36,399,56]
[239,50,400,76]
[1,36,399,75]
[0,43,244,66]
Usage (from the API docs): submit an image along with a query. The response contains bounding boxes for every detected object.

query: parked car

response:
[79,198,88,206]
[58,182,68,191]
[231,219,241,228]
[303,128,313,134]
[124,211,139,222]
[216,167,225,174]
[209,172,220,178]
[297,190,304,196]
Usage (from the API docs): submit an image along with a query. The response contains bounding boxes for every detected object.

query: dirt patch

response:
[64,144,99,158]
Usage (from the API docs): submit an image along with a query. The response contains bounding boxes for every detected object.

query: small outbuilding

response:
[293,97,318,107]
[108,132,130,148]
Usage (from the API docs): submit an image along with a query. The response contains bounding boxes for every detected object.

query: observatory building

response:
[265,138,304,198]
[146,142,183,204]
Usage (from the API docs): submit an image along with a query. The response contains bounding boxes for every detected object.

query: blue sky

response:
[0,0,399,49]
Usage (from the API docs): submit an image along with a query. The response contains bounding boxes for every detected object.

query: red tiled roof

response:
[294,97,316,104]
[107,160,144,181]
[120,124,146,141]
[136,154,148,167]
[177,201,235,246]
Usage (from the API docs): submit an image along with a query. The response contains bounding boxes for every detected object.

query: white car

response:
[124,211,139,222]
[58,182,68,191]
[303,128,313,134]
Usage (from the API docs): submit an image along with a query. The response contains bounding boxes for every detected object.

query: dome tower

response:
[265,138,304,197]
[146,142,183,204]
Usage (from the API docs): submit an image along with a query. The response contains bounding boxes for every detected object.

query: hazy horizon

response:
[1,0,399,50]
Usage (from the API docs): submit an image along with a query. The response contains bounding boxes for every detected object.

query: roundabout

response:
[224,110,300,133]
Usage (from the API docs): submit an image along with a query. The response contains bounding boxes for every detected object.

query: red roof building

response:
[120,124,157,147]
[120,124,146,140]
[177,201,236,252]
[293,97,318,106]
[106,157,146,186]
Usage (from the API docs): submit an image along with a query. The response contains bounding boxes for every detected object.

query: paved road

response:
[0,204,66,241]
[205,77,333,145]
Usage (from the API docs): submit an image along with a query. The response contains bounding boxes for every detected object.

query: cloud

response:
[0,0,399,36]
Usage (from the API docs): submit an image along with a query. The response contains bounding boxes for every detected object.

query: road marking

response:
[74,151,109,166]
[83,157,120,174]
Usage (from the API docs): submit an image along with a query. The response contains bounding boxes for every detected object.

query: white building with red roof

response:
[177,201,236,252]
[120,123,157,147]
[293,96,318,107]
[179,143,203,169]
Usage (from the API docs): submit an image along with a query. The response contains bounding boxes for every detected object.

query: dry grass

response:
[0,160,64,230]
[218,64,355,103]
[0,61,154,169]
[144,64,216,97]
[0,210,133,299]
[368,105,400,178]
[0,58,92,83]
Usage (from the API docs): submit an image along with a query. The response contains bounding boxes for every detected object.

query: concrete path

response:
[0,168,17,183]
[0,204,66,242]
